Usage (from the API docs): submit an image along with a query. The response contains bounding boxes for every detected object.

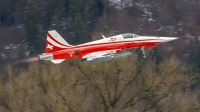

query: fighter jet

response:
[37,30,177,64]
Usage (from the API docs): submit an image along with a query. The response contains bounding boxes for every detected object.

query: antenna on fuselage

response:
[102,35,107,39]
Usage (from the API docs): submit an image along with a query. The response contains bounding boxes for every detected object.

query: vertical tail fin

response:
[45,30,72,53]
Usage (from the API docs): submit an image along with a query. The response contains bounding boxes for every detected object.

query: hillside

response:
[0,0,200,62]
[0,0,200,111]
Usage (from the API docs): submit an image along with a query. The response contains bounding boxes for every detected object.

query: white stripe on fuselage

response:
[76,37,162,48]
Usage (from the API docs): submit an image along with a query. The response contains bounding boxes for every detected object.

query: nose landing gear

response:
[141,46,146,59]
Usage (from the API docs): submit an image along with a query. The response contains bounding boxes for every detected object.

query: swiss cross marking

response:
[47,44,54,50]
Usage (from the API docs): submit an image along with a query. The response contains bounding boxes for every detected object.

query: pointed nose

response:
[162,37,178,42]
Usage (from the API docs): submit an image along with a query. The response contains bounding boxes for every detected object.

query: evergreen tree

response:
[0,43,2,60]
[17,45,26,59]
[68,0,104,44]
[150,47,162,72]
[50,15,61,31]
[64,0,70,17]
[67,0,85,44]
[43,0,65,31]
[194,43,200,70]
[0,0,15,25]
[94,0,104,16]
[151,47,162,65]
[24,1,42,55]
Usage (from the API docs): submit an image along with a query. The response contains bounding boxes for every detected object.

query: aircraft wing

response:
[82,49,132,62]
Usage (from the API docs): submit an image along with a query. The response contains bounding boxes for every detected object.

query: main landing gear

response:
[141,46,146,59]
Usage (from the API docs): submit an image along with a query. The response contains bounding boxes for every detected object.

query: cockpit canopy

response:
[122,33,139,39]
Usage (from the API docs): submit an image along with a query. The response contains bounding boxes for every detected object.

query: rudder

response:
[45,30,72,53]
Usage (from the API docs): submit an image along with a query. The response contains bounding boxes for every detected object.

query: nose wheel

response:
[141,46,146,59]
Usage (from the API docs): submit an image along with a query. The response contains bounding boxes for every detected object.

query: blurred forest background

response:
[0,0,200,111]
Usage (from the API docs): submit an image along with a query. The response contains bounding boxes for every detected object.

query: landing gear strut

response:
[141,46,146,59]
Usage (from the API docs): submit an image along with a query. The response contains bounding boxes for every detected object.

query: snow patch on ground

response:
[1,44,21,59]
[109,0,133,9]
[11,24,23,29]
[166,46,173,51]
[185,33,194,39]
[109,0,156,23]
[135,3,156,22]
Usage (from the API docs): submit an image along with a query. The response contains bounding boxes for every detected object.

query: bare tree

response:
[0,54,199,112]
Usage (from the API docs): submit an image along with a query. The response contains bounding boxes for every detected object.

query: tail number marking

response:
[69,52,74,57]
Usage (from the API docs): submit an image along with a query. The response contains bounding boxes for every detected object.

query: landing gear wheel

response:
[141,46,146,59]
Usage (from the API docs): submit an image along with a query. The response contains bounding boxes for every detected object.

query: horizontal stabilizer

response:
[51,59,65,64]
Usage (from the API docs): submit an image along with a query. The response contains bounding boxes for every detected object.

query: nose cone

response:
[162,37,178,42]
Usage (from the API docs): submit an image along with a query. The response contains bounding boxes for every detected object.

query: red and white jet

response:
[38,30,177,64]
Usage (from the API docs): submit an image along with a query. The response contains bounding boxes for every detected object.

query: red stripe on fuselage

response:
[52,39,162,60]
[53,39,162,53]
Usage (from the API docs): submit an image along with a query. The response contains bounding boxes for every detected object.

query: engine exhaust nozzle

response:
[38,54,54,61]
